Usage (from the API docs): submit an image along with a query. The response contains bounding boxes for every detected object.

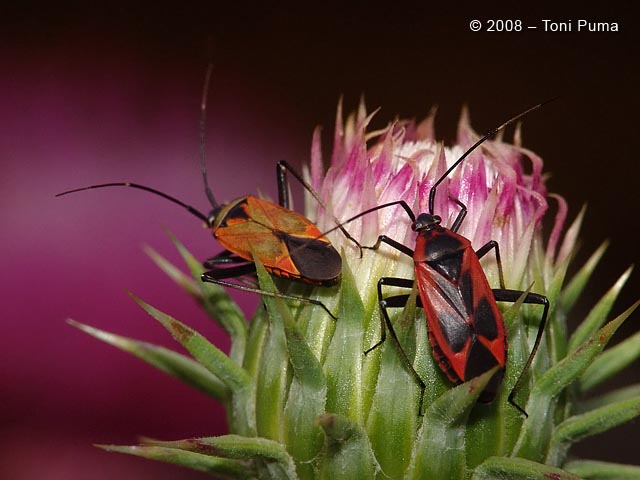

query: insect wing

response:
[416,247,506,387]
[214,196,340,283]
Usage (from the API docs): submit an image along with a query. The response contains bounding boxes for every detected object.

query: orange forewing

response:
[213,195,330,280]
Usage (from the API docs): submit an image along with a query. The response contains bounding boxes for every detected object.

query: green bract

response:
[70,230,639,479]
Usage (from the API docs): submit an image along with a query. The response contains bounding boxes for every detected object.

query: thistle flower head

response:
[72,101,640,479]
[311,101,568,293]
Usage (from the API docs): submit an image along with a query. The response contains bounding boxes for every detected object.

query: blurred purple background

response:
[2,4,638,478]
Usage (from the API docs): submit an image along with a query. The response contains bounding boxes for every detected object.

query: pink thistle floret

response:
[309,100,571,293]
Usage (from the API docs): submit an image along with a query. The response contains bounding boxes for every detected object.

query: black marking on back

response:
[464,337,500,381]
[438,310,471,353]
[475,296,499,340]
[281,234,341,283]
[424,230,464,260]
[221,200,249,225]
[459,269,474,315]
[428,250,463,282]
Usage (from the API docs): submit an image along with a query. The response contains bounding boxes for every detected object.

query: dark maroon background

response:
[2,3,638,478]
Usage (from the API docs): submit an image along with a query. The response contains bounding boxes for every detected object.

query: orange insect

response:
[57,66,357,317]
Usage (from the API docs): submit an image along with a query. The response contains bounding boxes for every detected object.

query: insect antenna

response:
[306,200,416,241]
[55,67,223,225]
[427,98,558,215]
[55,182,209,223]
[199,63,218,210]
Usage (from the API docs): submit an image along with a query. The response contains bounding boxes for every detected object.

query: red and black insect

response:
[56,66,357,317]
[331,102,552,415]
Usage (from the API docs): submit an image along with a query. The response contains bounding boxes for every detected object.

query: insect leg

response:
[201,272,338,320]
[366,276,415,353]
[363,235,414,258]
[475,240,506,290]
[492,288,550,417]
[203,250,257,286]
[368,276,427,413]
[202,263,257,280]
[203,250,253,268]
[448,195,467,233]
